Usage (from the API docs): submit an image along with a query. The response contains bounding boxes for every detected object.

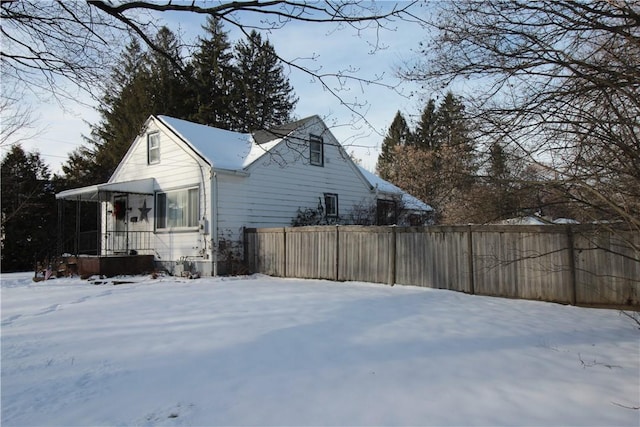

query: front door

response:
[113,195,128,253]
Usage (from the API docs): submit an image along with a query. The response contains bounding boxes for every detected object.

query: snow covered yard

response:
[1,273,638,426]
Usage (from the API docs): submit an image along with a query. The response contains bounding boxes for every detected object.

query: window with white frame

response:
[310,135,324,166]
[148,132,160,164]
[324,193,338,217]
[155,187,199,229]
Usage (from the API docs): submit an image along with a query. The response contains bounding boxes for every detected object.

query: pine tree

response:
[146,26,192,118]
[376,111,412,181]
[65,38,152,185]
[414,99,438,150]
[1,146,56,271]
[191,17,236,128]
[233,30,297,132]
[485,140,516,220]
[436,92,470,149]
[65,28,191,186]
[435,92,476,188]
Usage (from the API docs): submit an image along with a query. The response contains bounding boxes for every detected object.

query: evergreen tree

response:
[414,99,438,150]
[65,28,191,186]
[435,92,476,190]
[233,30,297,132]
[191,17,236,128]
[436,92,470,148]
[146,26,192,118]
[484,140,517,220]
[64,38,152,185]
[376,111,411,181]
[376,94,479,223]
[1,146,56,271]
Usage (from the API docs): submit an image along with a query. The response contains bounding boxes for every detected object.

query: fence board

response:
[338,226,392,284]
[574,228,640,306]
[244,225,639,307]
[245,228,285,276]
[286,226,336,279]
[395,228,470,292]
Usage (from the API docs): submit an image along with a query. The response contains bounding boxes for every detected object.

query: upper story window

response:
[324,193,338,217]
[148,132,160,164]
[155,187,199,230]
[310,134,324,166]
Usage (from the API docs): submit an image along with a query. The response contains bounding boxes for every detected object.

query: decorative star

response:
[138,200,152,222]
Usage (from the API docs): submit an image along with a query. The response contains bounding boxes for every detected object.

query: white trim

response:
[55,178,156,201]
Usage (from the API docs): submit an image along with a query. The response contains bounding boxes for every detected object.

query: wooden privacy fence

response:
[244,225,640,307]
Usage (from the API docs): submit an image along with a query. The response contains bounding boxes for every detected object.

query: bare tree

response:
[403,0,640,232]
[2,0,419,123]
[0,81,40,147]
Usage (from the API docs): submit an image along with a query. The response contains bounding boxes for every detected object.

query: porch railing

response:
[104,230,154,255]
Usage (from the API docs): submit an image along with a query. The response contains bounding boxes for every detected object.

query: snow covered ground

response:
[1,272,638,426]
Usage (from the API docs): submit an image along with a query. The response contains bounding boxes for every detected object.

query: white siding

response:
[108,118,214,274]
[243,117,375,228]
[103,116,378,276]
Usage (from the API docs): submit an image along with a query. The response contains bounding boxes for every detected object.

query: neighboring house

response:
[56,115,431,276]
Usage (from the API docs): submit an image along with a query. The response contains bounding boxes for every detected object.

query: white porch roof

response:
[55,178,156,202]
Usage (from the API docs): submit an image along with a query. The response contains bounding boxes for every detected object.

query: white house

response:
[56,115,431,276]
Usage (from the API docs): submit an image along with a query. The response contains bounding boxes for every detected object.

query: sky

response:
[2,2,435,176]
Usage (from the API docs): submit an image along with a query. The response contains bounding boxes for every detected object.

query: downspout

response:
[212,169,219,276]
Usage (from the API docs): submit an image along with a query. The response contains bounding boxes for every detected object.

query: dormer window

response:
[148,132,160,164]
[310,134,323,166]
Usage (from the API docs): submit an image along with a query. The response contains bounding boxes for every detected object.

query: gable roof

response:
[157,115,315,171]
[156,115,431,212]
[252,116,318,145]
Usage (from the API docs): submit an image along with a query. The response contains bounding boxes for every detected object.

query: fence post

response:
[335,225,340,281]
[243,227,249,272]
[565,225,577,305]
[467,226,475,295]
[282,227,287,278]
[389,226,397,286]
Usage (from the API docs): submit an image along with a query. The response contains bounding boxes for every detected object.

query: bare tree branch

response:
[402,0,640,232]
[2,0,419,122]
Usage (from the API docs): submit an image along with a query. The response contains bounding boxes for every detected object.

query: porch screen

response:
[156,187,199,229]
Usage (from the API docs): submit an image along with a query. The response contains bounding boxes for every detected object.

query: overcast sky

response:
[5,2,435,175]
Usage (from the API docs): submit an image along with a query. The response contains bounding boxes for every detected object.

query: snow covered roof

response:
[157,115,310,170]
[156,115,431,212]
[498,216,580,225]
[357,166,432,212]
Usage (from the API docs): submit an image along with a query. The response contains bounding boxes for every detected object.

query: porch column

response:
[75,196,81,256]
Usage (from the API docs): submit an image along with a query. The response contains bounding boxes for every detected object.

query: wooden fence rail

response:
[244,225,640,308]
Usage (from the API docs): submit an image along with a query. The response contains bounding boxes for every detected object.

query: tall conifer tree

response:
[233,30,297,132]
[63,38,151,185]
[147,26,192,118]
[191,17,235,128]
[1,146,56,271]
[65,28,190,186]
[414,99,438,150]
[376,111,411,181]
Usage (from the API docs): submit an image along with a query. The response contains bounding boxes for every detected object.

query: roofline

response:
[243,115,322,169]
[156,115,213,168]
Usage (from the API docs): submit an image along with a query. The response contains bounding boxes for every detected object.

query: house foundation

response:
[58,255,156,278]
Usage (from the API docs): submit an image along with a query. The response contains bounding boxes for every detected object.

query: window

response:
[155,187,199,229]
[148,133,160,164]
[310,135,323,166]
[376,199,397,225]
[324,193,338,217]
